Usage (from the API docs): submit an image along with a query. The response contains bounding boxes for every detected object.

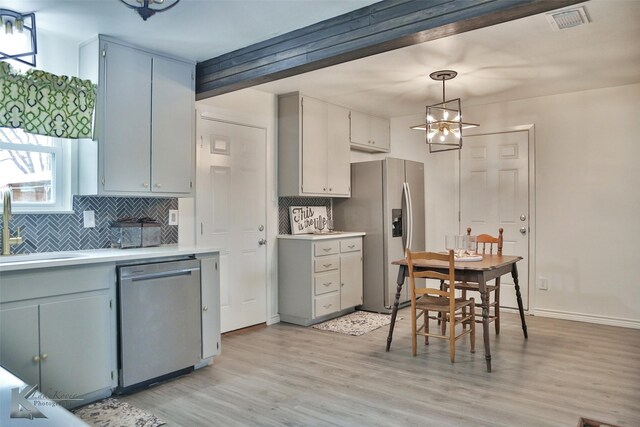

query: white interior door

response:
[196,117,267,333]
[460,131,529,310]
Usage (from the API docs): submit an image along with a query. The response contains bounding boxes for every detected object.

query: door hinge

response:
[190,181,193,189]
[109,299,113,309]
[101,176,105,186]
[191,71,195,81]
[217,342,219,350]
[101,49,106,58]
[458,211,461,222]
[215,261,218,270]
[111,371,114,380]
[200,223,204,235]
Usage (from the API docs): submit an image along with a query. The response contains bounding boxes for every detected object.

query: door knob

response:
[258,225,264,231]
[520,227,527,235]
[520,214,527,221]
[258,238,267,246]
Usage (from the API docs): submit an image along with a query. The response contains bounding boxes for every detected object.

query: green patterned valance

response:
[0,61,96,139]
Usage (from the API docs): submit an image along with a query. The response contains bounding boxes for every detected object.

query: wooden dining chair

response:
[406,249,475,363]
[458,227,504,334]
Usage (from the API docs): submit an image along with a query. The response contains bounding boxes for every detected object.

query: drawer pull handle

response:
[322,248,331,252]
[323,304,332,309]
[323,282,332,286]
[348,245,355,249]
[323,264,332,268]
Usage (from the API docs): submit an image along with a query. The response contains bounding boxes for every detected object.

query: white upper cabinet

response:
[349,110,390,152]
[79,36,195,197]
[278,92,350,198]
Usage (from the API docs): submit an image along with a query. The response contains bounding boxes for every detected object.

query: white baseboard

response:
[268,314,280,325]
[533,308,640,329]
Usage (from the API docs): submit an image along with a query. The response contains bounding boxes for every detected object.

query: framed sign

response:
[289,206,328,235]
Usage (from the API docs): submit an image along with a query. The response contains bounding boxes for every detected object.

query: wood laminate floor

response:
[121,310,640,426]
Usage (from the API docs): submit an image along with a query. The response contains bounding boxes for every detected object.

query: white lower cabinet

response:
[278,236,363,326]
[0,265,115,405]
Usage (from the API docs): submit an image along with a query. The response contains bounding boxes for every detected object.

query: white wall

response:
[458,83,640,327]
[9,29,79,76]
[192,88,280,325]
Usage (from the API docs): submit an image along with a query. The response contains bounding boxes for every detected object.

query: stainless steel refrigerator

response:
[333,158,425,313]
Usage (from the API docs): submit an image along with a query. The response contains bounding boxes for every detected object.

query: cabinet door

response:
[0,305,40,387]
[39,295,112,398]
[327,104,351,196]
[370,116,390,151]
[200,255,221,359]
[102,41,152,193]
[349,110,370,146]
[301,96,328,195]
[151,56,194,194]
[340,251,363,309]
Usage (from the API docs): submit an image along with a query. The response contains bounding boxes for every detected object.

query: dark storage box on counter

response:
[110,220,142,249]
[141,219,161,247]
[110,217,161,249]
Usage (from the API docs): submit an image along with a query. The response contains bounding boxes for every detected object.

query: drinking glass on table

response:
[455,235,467,257]
[445,235,456,253]
[466,235,477,256]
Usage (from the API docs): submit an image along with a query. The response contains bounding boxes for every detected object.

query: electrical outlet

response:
[83,210,95,228]
[168,209,179,226]
[538,277,549,291]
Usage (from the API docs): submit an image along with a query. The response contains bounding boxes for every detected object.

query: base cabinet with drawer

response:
[278,235,364,326]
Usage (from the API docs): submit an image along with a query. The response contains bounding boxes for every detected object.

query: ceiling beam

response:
[196,0,585,100]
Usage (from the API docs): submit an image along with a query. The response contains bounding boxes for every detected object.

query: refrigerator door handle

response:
[401,182,408,251]
[406,182,414,251]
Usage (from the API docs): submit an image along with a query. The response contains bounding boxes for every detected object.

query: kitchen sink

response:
[0,252,90,264]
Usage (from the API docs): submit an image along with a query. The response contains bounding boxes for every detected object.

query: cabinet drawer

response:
[314,256,339,273]
[315,293,340,318]
[340,238,362,253]
[314,271,340,296]
[314,240,339,256]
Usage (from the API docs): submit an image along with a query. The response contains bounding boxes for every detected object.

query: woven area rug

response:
[312,311,397,336]
[72,397,165,427]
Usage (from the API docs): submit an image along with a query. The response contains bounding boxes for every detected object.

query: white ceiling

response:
[3,0,640,119]
[1,0,378,61]
[256,0,640,118]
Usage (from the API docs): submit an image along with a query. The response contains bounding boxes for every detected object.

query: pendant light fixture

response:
[411,70,479,153]
[119,0,181,21]
[0,9,37,67]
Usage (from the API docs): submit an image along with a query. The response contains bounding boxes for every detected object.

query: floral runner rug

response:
[311,311,397,336]
[72,397,165,427]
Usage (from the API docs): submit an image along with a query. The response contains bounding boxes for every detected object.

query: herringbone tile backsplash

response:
[1,196,178,254]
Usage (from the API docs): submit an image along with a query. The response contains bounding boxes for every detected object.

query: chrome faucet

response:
[2,188,23,256]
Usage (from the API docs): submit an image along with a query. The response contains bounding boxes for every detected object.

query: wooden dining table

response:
[388,254,526,372]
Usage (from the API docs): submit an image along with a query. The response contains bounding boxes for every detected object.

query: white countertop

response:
[277,232,365,240]
[0,245,220,272]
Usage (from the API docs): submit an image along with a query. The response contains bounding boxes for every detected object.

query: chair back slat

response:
[467,227,504,255]
[406,250,456,302]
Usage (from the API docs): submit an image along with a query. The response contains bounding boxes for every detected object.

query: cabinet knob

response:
[143,182,149,188]
[203,306,209,312]
[41,353,48,360]
[329,188,333,191]
[33,355,40,363]
[323,187,326,191]
[155,183,162,188]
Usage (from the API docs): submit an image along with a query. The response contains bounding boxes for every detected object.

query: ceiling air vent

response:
[546,6,590,31]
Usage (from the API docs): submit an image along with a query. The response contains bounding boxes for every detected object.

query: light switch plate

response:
[168,209,179,226]
[83,210,95,228]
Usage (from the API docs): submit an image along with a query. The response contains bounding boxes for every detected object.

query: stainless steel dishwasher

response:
[117,258,201,392]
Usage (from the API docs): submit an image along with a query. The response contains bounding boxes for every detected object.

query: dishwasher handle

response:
[128,267,200,282]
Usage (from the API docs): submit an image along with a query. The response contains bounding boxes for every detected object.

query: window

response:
[0,127,76,213]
